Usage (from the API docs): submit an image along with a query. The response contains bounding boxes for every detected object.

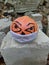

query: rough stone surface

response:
[1,29,49,65]
[0,32,6,58]
[13,0,41,13]
[25,13,42,30]
[0,18,11,33]
[47,15,49,36]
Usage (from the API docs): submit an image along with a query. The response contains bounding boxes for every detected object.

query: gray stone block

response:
[1,29,49,65]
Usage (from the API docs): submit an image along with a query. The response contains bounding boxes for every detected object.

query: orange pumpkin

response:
[10,16,38,35]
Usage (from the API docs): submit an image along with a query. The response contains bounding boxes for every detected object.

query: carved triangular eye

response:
[25,26,35,33]
[15,24,18,28]
[28,26,34,30]
[12,23,21,32]
[25,26,34,31]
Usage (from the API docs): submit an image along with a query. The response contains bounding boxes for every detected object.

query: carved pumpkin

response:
[10,16,38,35]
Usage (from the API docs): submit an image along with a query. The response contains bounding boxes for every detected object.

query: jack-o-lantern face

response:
[10,16,38,35]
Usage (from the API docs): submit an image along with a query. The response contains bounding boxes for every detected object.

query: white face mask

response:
[10,31,38,43]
